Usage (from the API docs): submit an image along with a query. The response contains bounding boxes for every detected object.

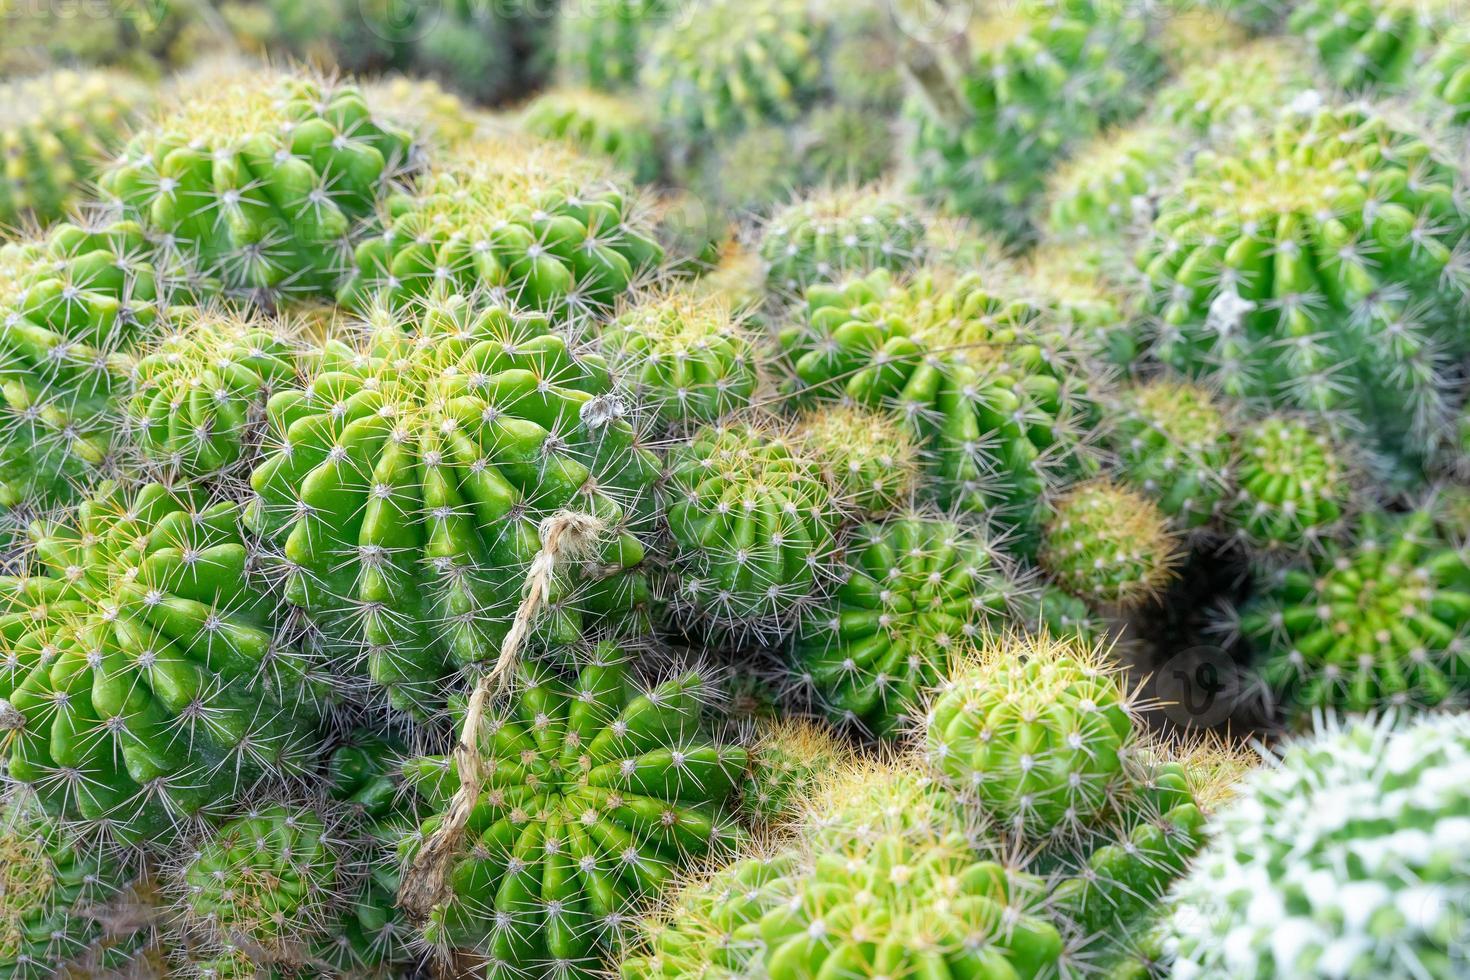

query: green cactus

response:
[780,267,1103,552]
[1040,479,1182,608]
[1420,25,1470,125]
[598,288,761,427]
[791,517,1030,739]
[640,0,827,144]
[0,799,132,979]
[0,71,152,231]
[1110,381,1233,528]
[126,307,297,478]
[758,185,929,297]
[1165,713,1470,979]
[1152,38,1321,138]
[521,88,662,185]
[554,0,671,90]
[0,219,164,511]
[245,297,660,716]
[924,631,1141,841]
[0,481,323,844]
[905,0,1163,240]
[1019,242,1141,368]
[400,649,747,974]
[794,403,920,514]
[338,135,662,321]
[1044,124,1187,243]
[1240,506,1470,719]
[364,77,479,151]
[102,69,414,300]
[664,421,842,627]
[1137,102,1470,457]
[1288,0,1459,91]
[738,718,851,828]
[1223,414,1352,554]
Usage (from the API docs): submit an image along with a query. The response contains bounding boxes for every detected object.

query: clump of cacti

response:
[794,403,920,514]
[338,135,662,321]
[1044,123,1187,243]
[0,70,152,230]
[246,297,660,715]
[1240,506,1470,720]
[1166,713,1470,978]
[520,87,661,184]
[791,516,1030,738]
[1138,102,1470,458]
[757,185,929,297]
[1110,381,1233,528]
[400,648,746,973]
[0,481,323,844]
[1223,414,1353,554]
[1041,479,1182,609]
[102,68,415,300]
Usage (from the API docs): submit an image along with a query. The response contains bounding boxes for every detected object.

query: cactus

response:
[364,77,479,150]
[640,0,827,144]
[554,0,671,90]
[780,267,1104,551]
[400,649,747,974]
[1044,124,1187,243]
[664,420,842,629]
[102,69,414,301]
[598,288,761,427]
[1152,39,1321,139]
[738,718,851,828]
[0,799,133,978]
[0,481,323,844]
[905,0,1163,240]
[757,185,929,297]
[791,517,1031,739]
[1240,507,1470,719]
[1110,381,1233,529]
[925,631,1142,842]
[0,71,151,231]
[1420,25,1470,125]
[0,219,164,511]
[1019,242,1141,368]
[521,88,662,185]
[1288,0,1459,92]
[1223,414,1352,554]
[338,135,662,322]
[1137,102,1470,457]
[796,104,897,191]
[125,307,297,478]
[794,404,920,514]
[1165,713,1470,979]
[245,297,660,715]
[1041,479,1182,609]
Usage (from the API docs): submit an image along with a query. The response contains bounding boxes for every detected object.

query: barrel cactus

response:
[0,70,151,230]
[363,77,478,150]
[757,185,929,297]
[1288,0,1460,92]
[1138,102,1470,457]
[1166,713,1470,979]
[1223,414,1353,554]
[791,517,1031,739]
[664,420,842,629]
[338,135,662,322]
[400,650,747,974]
[0,481,323,843]
[1240,507,1470,720]
[102,68,414,300]
[738,718,851,828]
[1152,38,1321,138]
[1040,479,1182,609]
[1044,124,1187,243]
[794,403,920,514]
[1110,381,1233,529]
[246,297,660,715]
[520,88,661,185]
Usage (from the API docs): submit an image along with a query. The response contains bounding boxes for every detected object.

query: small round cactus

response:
[0,70,151,230]
[664,420,842,628]
[790,517,1031,738]
[794,403,920,514]
[1240,507,1470,719]
[757,185,929,297]
[1044,124,1187,243]
[924,631,1141,842]
[338,135,663,321]
[738,718,851,827]
[400,649,747,973]
[598,289,761,427]
[1288,0,1459,91]
[102,68,414,300]
[1110,381,1233,528]
[1040,480,1182,609]
[1166,713,1470,979]
[1153,38,1321,138]
[520,87,661,185]
[1223,414,1352,554]
[0,481,324,844]
[126,307,297,478]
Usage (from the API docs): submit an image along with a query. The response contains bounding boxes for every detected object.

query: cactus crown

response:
[1227,413,1352,553]
[1041,479,1182,608]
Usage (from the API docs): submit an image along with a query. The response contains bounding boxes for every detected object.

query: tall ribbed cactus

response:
[246,297,660,715]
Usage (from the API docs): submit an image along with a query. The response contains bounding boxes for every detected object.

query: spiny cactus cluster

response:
[4,7,1470,978]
